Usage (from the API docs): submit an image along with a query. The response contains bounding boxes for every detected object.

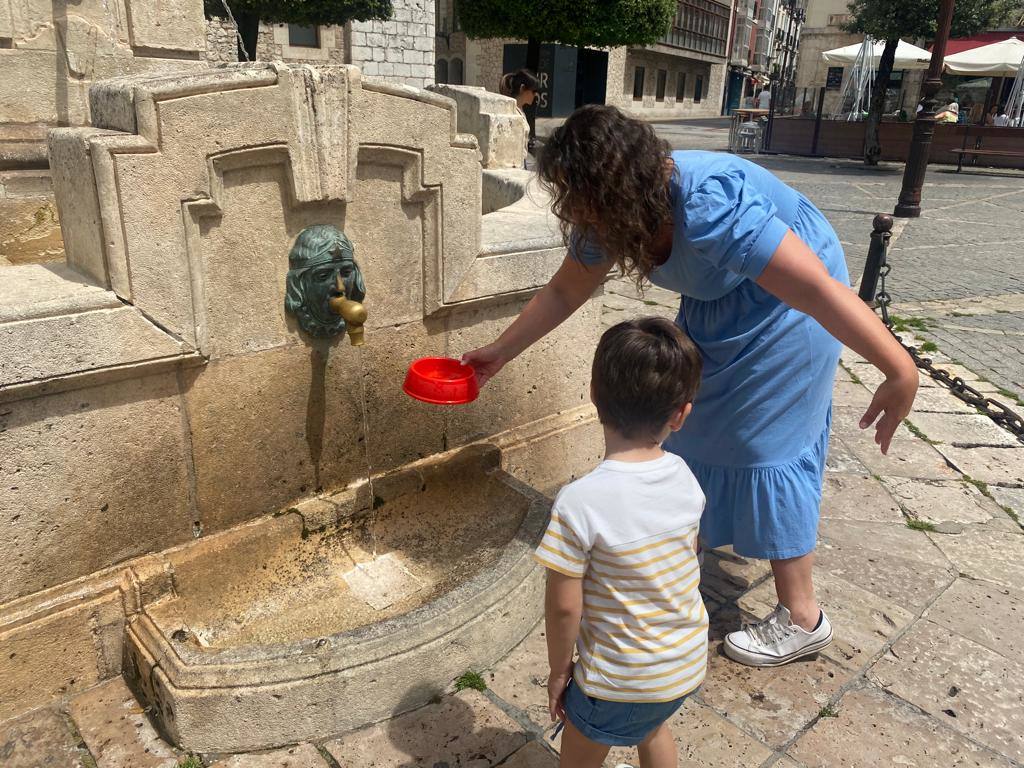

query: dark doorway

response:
[576,48,608,108]
[503,43,607,117]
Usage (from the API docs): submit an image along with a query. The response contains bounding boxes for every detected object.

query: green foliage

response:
[177,757,204,768]
[459,0,676,47]
[818,705,839,718]
[454,670,488,692]
[906,518,937,531]
[205,0,392,25]
[919,341,939,353]
[844,0,1016,41]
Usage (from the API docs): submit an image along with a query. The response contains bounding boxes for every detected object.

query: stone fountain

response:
[0,64,604,752]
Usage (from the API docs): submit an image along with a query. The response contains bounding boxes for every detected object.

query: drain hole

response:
[171,628,189,642]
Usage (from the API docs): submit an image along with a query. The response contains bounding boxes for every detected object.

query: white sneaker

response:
[724,604,833,667]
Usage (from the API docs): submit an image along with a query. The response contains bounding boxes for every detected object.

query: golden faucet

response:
[328,274,368,346]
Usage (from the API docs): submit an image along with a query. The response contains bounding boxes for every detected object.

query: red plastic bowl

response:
[403,357,479,405]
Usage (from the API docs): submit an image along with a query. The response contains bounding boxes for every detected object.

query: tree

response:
[206,0,393,62]
[845,0,1015,165]
[459,0,676,138]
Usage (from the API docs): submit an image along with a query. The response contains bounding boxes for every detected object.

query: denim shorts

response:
[563,679,692,747]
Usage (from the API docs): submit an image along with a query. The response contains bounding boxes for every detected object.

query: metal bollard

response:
[858,214,893,304]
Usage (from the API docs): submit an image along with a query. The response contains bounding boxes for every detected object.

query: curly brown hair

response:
[537,105,673,285]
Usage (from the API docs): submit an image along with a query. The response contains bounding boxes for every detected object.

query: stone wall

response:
[0,63,601,721]
[349,0,435,88]
[0,0,207,128]
[794,27,861,115]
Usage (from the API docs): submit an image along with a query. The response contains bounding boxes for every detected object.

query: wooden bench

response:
[952,130,1024,171]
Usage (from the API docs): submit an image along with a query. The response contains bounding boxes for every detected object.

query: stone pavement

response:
[3,279,1023,767]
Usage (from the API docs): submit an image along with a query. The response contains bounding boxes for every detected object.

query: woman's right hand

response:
[462,343,509,386]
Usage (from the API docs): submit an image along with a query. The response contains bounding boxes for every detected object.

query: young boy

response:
[534,317,706,768]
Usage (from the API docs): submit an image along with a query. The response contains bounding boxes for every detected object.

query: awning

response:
[822,39,931,70]
[944,37,1024,77]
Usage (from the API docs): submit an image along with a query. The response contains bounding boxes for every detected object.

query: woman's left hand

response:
[859,369,919,454]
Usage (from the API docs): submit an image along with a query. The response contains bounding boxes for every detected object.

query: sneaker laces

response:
[742,611,796,647]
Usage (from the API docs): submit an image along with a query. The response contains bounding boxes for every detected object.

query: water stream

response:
[355,345,379,559]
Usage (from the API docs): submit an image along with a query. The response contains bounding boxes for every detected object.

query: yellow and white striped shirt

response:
[534,453,708,703]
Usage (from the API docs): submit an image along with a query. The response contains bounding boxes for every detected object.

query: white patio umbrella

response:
[822,39,932,70]
[944,37,1024,76]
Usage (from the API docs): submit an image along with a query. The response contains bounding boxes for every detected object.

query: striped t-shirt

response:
[534,453,707,703]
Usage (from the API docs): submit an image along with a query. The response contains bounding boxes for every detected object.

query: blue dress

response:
[576,151,848,560]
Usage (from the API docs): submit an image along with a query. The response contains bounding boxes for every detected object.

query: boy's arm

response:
[544,570,583,723]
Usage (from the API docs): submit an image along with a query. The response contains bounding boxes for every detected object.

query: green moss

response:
[454,670,487,692]
[890,315,929,333]
[818,705,839,718]
[919,341,938,353]
[177,757,204,768]
[839,361,863,385]
[903,419,939,445]
[906,518,937,532]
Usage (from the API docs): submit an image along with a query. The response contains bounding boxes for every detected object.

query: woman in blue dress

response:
[464,106,918,667]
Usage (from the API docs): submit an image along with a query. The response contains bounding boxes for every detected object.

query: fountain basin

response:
[122,445,549,752]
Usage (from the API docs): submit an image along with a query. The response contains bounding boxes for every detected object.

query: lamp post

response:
[893,0,956,218]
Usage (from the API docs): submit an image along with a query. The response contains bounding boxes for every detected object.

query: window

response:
[633,66,646,100]
[694,74,704,103]
[659,0,731,57]
[435,58,449,84]
[656,70,668,101]
[676,72,687,101]
[288,24,319,48]
[450,57,464,85]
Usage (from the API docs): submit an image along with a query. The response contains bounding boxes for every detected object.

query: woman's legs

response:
[637,722,677,768]
[559,719,611,768]
[771,552,819,631]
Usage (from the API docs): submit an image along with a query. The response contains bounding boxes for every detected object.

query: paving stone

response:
[486,619,550,731]
[825,436,868,475]
[323,689,527,767]
[499,741,559,767]
[700,546,773,603]
[668,700,775,767]
[210,743,328,767]
[868,620,1024,762]
[738,568,915,670]
[881,478,1001,525]
[907,413,1020,447]
[927,528,1024,592]
[935,446,1024,486]
[699,649,853,749]
[832,407,959,477]
[832,380,873,409]
[789,684,1015,768]
[67,678,178,768]
[820,474,903,524]
[0,706,88,768]
[925,578,1024,661]
[910,386,980,414]
[987,486,1024,520]
[841,429,960,481]
[816,519,954,612]
[705,546,772,589]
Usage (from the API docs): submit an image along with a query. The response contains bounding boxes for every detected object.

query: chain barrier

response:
[872,242,1024,445]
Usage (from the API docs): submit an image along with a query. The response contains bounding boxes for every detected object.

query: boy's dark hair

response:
[591,317,702,440]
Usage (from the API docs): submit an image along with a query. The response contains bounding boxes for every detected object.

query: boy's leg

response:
[559,719,611,768]
[637,722,677,768]
[771,553,819,631]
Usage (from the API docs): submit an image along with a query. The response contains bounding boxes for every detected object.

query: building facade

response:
[437,0,734,119]
[724,0,807,113]
[793,0,926,119]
